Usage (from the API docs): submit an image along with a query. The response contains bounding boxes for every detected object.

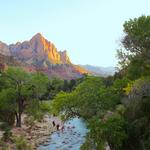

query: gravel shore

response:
[0,114,61,150]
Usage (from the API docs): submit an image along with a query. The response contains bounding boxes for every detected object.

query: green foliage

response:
[43,78,64,100]
[80,133,99,150]
[0,140,9,150]
[114,16,150,149]
[51,91,76,120]
[101,115,127,150]
[51,48,149,150]
[2,127,12,142]
[123,15,150,54]
[0,88,17,111]
[0,15,150,149]
[0,67,32,127]
[122,77,150,149]
[15,136,32,150]
[0,67,51,127]
[24,116,35,127]
[99,86,119,111]
[51,76,131,149]
[40,101,51,113]
[26,100,51,121]
[74,77,104,118]
[0,88,16,125]
[124,77,150,120]
[62,79,77,92]
[26,99,44,121]
[51,77,105,119]
[118,15,150,78]
[87,113,127,150]
[30,72,49,100]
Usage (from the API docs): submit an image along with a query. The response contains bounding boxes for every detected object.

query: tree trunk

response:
[15,84,23,127]
[15,95,23,127]
[15,112,22,127]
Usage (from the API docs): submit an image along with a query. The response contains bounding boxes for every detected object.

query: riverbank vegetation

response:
[0,15,150,150]
[0,67,78,149]
[51,15,150,150]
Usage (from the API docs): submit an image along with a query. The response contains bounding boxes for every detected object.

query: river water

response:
[37,118,88,150]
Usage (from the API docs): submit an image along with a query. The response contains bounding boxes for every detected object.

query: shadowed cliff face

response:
[0,33,88,79]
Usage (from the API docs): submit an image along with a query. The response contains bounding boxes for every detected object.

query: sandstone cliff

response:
[0,33,88,79]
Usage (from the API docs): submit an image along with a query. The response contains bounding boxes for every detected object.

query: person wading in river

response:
[52,121,55,127]
[56,124,60,131]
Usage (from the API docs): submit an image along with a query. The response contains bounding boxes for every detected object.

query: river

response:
[37,118,88,150]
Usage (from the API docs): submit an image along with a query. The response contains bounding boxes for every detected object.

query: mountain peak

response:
[31,33,45,42]
[6,33,73,66]
[0,33,89,79]
[33,32,43,38]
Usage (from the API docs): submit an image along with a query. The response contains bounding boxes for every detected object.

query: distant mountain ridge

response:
[80,65,117,77]
[0,33,88,79]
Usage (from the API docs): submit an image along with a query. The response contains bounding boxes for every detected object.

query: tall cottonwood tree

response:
[0,67,49,127]
[117,15,150,78]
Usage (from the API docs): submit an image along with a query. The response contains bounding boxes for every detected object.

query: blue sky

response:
[0,0,150,67]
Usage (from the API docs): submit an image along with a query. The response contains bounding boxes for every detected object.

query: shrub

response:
[24,116,35,127]
[0,122,10,131]
[0,111,15,126]
[0,140,9,149]
[15,136,32,150]
[2,127,12,141]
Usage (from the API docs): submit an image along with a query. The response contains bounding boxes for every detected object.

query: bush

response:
[35,111,44,122]
[0,122,10,131]
[40,101,51,113]
[24,116,35,127]
[15,136,32,150]
[0,111,15,126]
[2,127,12,141]
[0,140,9,149]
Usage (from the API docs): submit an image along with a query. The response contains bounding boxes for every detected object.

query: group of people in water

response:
[50,114,75,133]
[50,114,65,132]
[52,120,64,132]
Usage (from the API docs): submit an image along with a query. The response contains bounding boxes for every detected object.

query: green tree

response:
[117,15,150,78]
[0,67,49,127]
[89,114,127,150]
[43,78,64,100]
[122,77,150,150]
[30,72,49,100]
[0,67,31,127]
[0,88,16,126]
[51,76,105,119]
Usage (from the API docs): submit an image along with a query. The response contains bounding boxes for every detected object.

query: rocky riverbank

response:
[0,114,60,150]
[37,118,88,150]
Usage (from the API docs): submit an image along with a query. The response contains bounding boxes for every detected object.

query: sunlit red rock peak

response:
[0,33,89,79]
[8,33,72,66]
